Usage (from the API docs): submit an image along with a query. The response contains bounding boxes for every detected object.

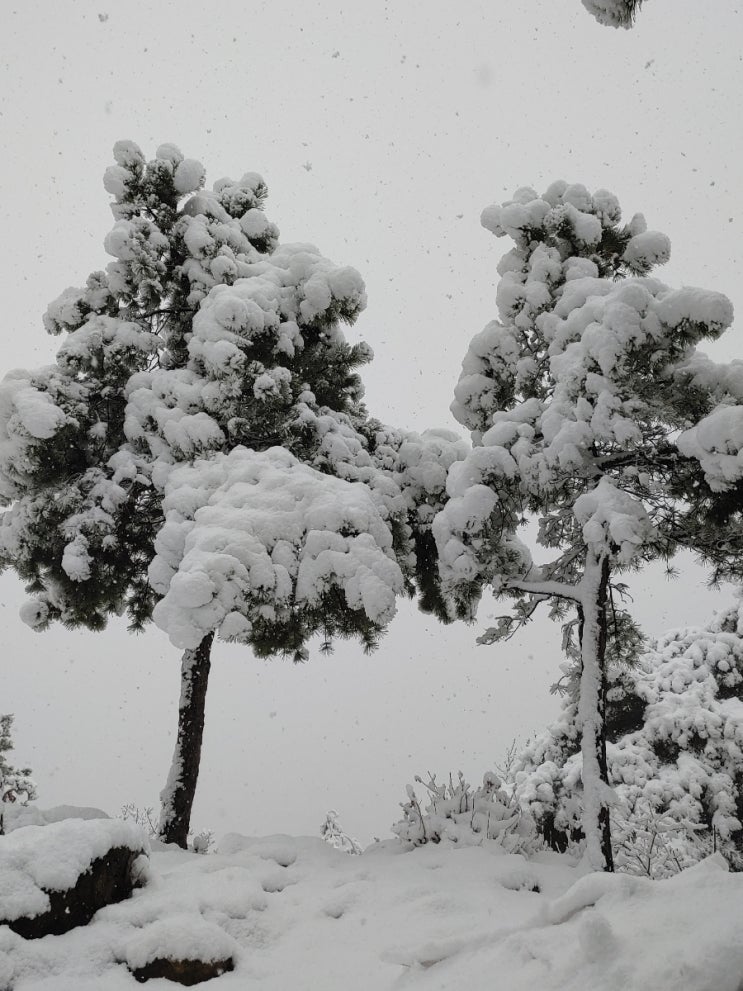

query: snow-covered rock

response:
[0,818,148,938]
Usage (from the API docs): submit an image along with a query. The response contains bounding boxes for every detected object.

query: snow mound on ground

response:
[122,915,238,969]
[2,803,110,833]
[0,818,148,922]
[2,820,743,990]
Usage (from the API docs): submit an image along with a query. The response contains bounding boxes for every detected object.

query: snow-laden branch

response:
[502,578,581,603]
[149,446,405,652]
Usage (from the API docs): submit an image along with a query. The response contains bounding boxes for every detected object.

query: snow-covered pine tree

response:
[433,182,741,870]
[0,140,464,847]
[514,599,743,873]
[582,0,645,28]
[0,714,36,835]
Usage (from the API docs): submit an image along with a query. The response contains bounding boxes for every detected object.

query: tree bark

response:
[158,632,214,848]
[577,549,614,872]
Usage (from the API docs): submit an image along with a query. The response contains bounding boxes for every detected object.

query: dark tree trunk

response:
[577,551,615,872]
[594,553,614,872]
[158,632,214,848]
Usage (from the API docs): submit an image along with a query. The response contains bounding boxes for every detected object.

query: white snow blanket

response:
[1,821,742,989]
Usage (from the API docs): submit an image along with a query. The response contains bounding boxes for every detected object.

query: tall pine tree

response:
[0,141,464,846]
[433,181,742,869]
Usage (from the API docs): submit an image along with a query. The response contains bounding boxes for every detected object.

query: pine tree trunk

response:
[158,632,214,848]
[577,549,614,872]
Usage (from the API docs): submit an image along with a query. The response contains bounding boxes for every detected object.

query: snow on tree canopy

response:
[677,406,743,492]
[0,140,386,637]
[438,181,736,611]
[149,446,405,651]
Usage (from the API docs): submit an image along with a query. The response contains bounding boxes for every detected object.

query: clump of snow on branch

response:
[149,446,404,650]
[677,406,743,492]
[573,478,655,564]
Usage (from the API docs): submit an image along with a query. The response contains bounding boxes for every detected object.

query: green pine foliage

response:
[0,142,371,641]
[0,140,466,661]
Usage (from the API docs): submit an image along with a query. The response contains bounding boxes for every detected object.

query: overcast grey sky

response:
[1,0,742,843]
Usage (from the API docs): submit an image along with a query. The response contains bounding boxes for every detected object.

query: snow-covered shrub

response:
[392,771,532,851]
[0,715,36,835]
[514,600,743,872]
[611,796,714,879]
[120,803,158,836]
[320,810,362,854]
[191,829,215,855]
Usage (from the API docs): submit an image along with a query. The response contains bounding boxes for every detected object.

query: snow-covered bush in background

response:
[611,796,713,878]
[582,0,645,28]
[320,810,362,854]
[392,770,532,851]
[0,715,36,835]
[514,600,743,873]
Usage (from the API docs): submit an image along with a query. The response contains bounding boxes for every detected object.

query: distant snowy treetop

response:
[582,0,645,29]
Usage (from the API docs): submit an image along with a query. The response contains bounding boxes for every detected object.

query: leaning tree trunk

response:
[158,632,214,848]
[577,549,614,872]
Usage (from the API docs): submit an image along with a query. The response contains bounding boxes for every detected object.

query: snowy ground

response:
[2,812,743,990]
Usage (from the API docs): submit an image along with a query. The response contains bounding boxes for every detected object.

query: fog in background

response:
[1,0,741,843]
